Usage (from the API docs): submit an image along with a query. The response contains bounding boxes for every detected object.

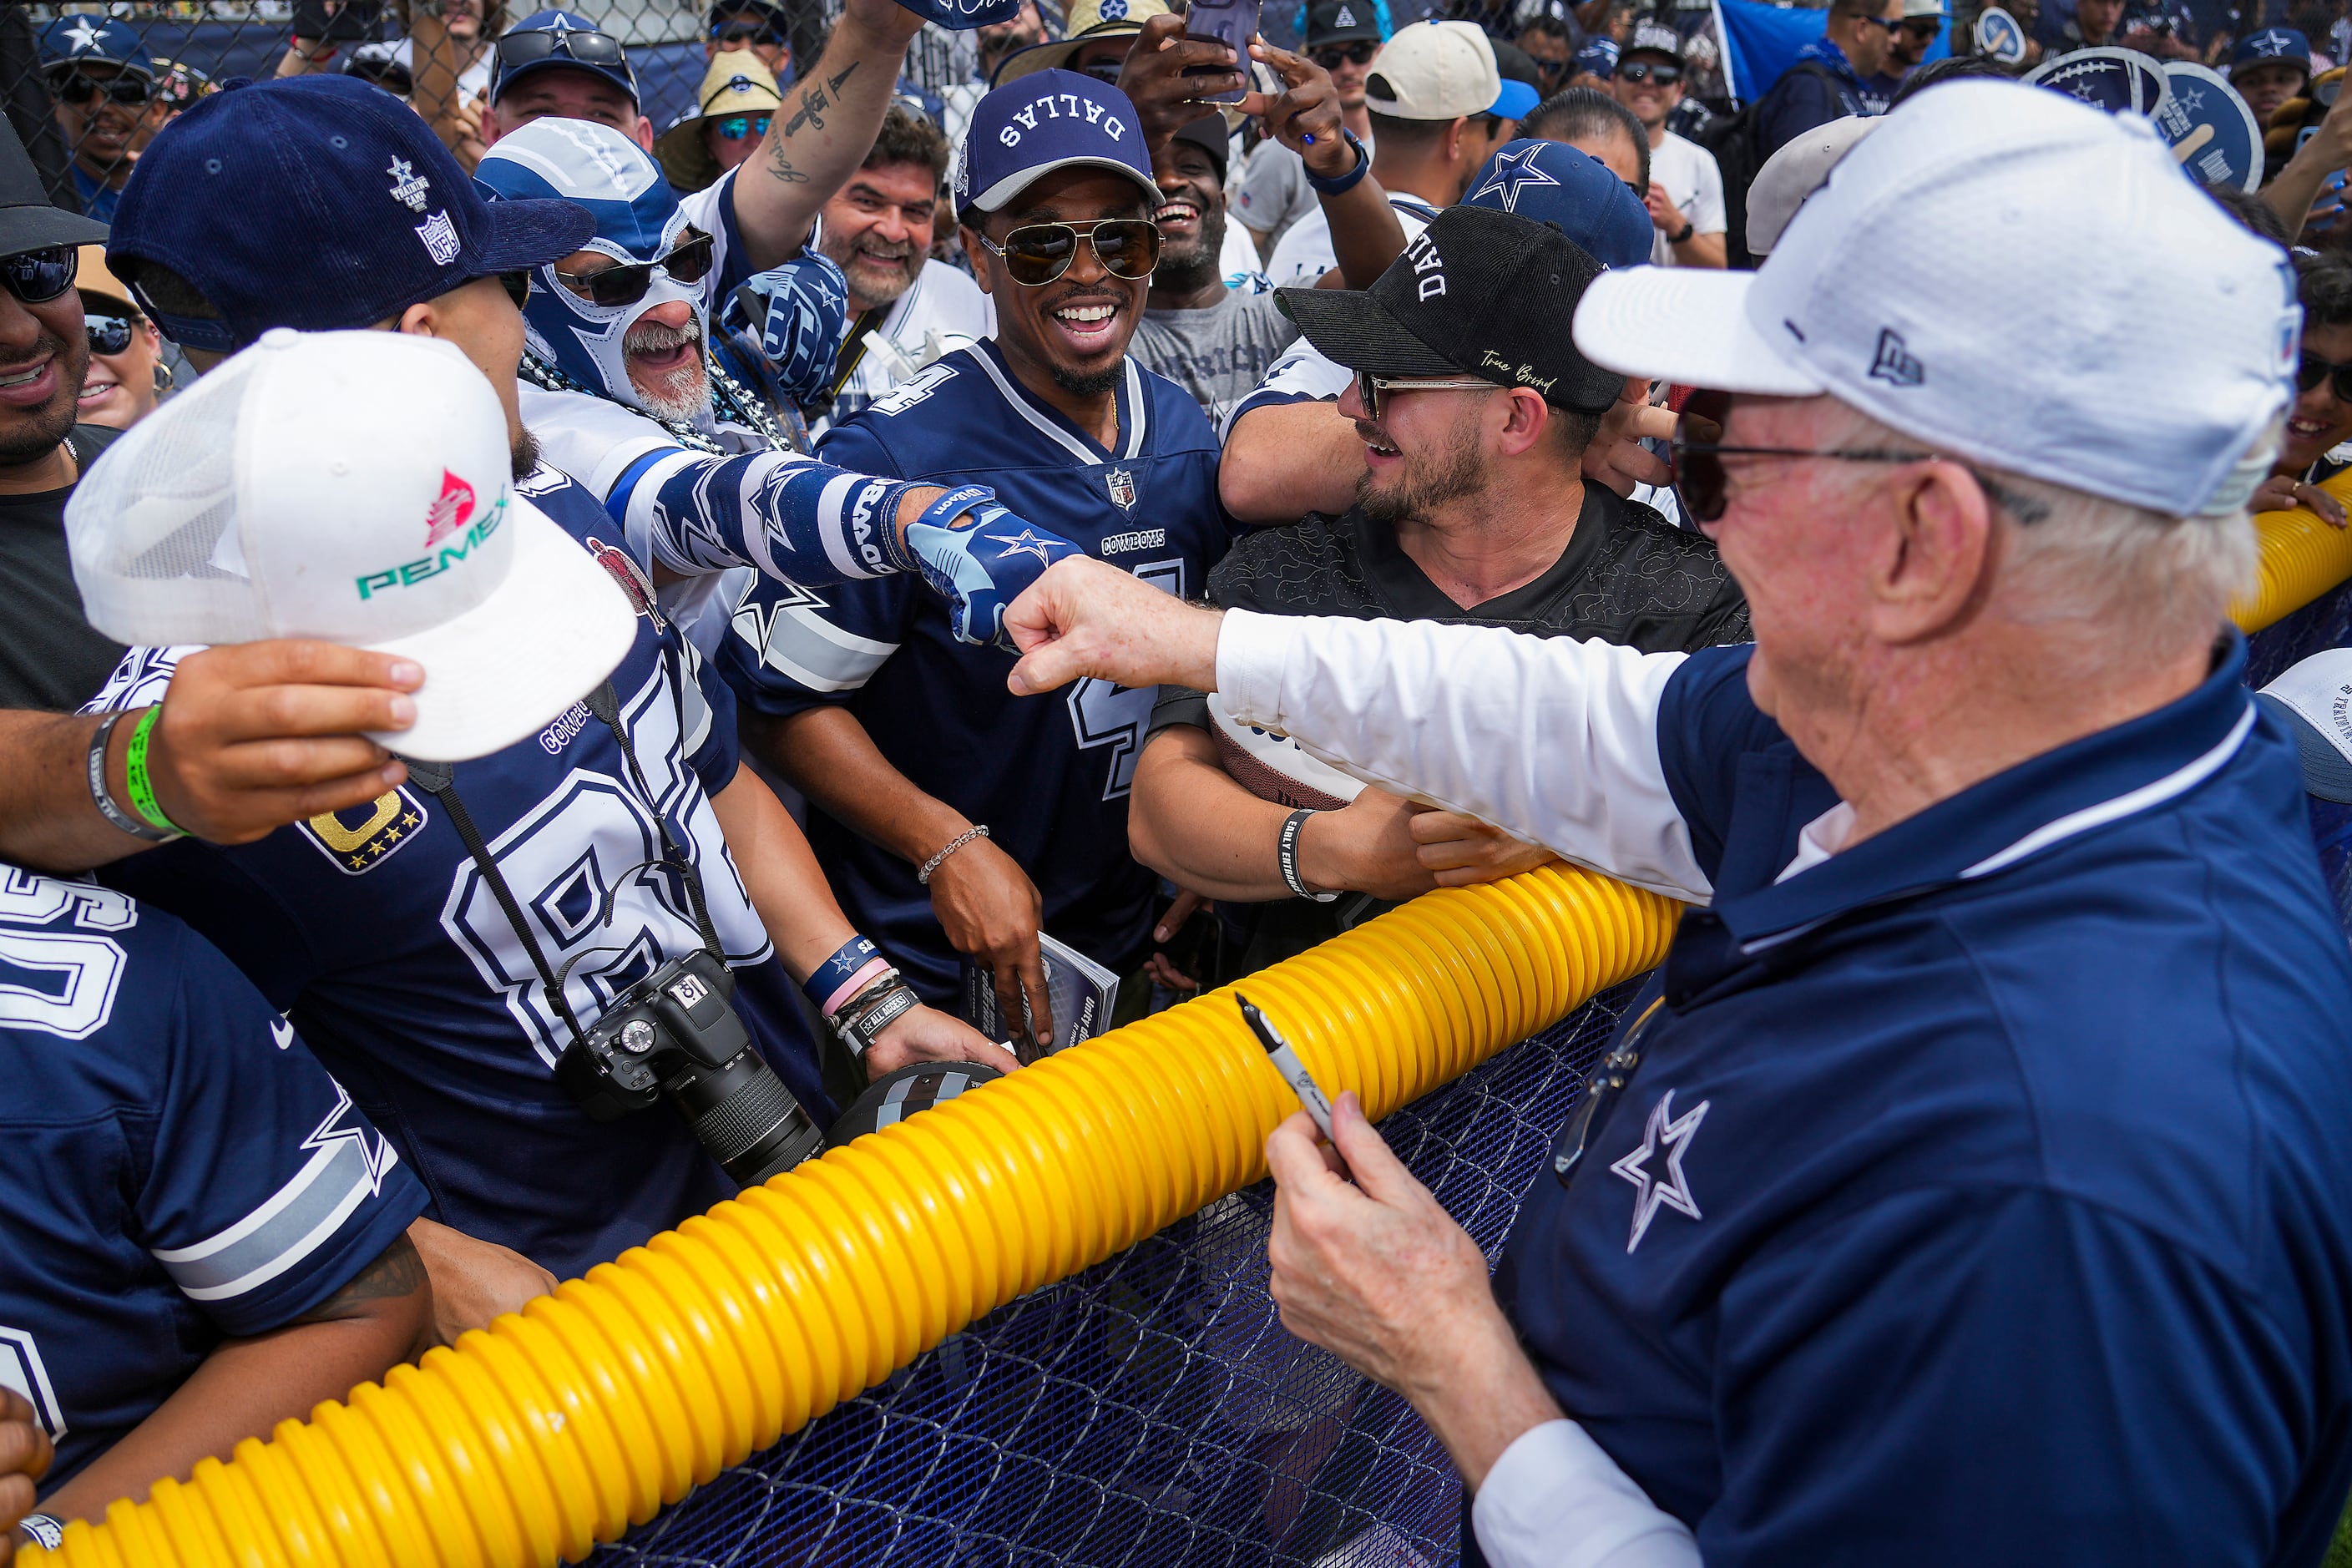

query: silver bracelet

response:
[1278,808,1339,903]
[85,709,181,844]
[917,823,989,885]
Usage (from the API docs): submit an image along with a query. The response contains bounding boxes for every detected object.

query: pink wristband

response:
[820,956,894,1017]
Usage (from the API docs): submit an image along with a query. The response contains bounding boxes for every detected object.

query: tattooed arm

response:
[731,0,929,269]
[22,1237,432,1533]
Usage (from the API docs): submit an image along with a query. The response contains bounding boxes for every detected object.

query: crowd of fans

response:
[3,0,2352,1562]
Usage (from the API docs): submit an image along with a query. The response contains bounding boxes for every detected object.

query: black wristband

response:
[1304,129,1371,196]
[86,708,180,844]
[834,974,919,1057]
[1277,808,1339,903]
[1670,218,1696,245]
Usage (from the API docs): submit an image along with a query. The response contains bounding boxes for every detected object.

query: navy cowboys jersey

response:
[721,341,1236,997]
[92,467,828,1279]
[0,867,424,1491]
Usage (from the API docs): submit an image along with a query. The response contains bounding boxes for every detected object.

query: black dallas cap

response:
[1277,204,1621,414]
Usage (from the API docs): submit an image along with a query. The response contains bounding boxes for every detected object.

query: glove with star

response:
[721,251,851,405]
[895,485,1084,650]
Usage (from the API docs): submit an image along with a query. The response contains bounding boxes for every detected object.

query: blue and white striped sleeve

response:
[140,926,426,1336]
[609,444,924,588]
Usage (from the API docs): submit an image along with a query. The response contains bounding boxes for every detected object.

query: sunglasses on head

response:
[976,219,1163,286]
[54,71,153,106]
[0,246,76,306]
[496,26,634,78]
[1311,41,1379,67]
[551,230,715,307]
[1670,387,1928,523]
[2299,352,2352,402]
[85,311,138,356]
[1352,368,1495,420]
[1617,59,1680,83]
[712,113,771,140]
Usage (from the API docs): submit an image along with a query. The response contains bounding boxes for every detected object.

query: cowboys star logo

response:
[58,18,105,53]
[387,155,432,213]
[987,529,1061,566]
[1610,1088,1709,1252]
[1467,143,1560,214]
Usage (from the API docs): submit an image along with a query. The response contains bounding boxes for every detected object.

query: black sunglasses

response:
[551,230,714,307]
[85,311,137,356]
[714,21,789,45]
[498,269,532,311]
[1552,998,1663,1186]
[975,219,1163,286]
[2299,352,2352,402]
[496,27,635,83]
[1671,387,1928,524]
[0,247,77,306]
[54,71,153,106]
[1899,17,1943,33]
[1311,41,1379,67]
[1617,59,1681,83]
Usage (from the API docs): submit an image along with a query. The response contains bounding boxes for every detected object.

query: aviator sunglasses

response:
[974,219,1163,286]
[552,230,716,307]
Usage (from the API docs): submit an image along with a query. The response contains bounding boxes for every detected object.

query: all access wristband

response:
[832,970,920,1057]
[1278,808,1338,903]
[807,934,893,1016]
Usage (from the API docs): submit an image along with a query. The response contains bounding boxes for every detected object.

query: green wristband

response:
[124,706,185,836]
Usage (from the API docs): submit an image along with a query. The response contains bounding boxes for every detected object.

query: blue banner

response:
[1713,0,1950,104]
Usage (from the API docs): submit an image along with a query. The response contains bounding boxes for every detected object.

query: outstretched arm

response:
[732,0,930,271]
[26,1235,431,1535]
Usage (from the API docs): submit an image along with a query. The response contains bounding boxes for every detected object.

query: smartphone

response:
[292,0,383,42]
[1183,0,1262,106]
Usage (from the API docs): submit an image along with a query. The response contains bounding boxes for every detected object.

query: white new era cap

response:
[1573,80,2296,518]
[1365,21,1502,121]
[67,328,636,761]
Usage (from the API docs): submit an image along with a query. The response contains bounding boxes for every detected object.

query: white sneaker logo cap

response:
[1364,20,1502,122]
[1572,80,2298,518]
[68,327,637,761]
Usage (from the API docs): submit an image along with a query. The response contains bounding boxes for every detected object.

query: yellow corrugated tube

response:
[23,863,1678,1568]
[2236,465,2352,634]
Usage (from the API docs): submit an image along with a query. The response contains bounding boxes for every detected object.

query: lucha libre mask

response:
[474,118,709,419]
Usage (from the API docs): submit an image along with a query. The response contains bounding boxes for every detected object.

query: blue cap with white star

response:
[493,11,641,109]
[38,15,155,78]
[1463,138,1654,271]
[2231,26,2310,72]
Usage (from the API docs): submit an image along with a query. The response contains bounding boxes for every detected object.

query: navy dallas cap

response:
[955,70,1158,215]
[107,73,591,355]
[493,10,640,109]
[1463,138,1651,270]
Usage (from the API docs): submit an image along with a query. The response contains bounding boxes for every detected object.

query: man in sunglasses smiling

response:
[1611,21,1726,268]
[996,83,2352,1567]
[721,72,1235,1057]
[38,16,157,226]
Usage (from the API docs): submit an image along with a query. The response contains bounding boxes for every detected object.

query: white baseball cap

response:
[2257,650,2352,802]
[1745,115,1878,256]
[1573,81,2296,518]
[67,328,637,761]
[1365,20,1503,121]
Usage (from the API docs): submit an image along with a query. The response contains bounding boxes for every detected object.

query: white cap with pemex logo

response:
[66,328,637,761]
[1571,80,2296,518]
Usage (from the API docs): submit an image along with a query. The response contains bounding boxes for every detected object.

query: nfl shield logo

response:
[414,210,463,266]
[1105,468,1137,510]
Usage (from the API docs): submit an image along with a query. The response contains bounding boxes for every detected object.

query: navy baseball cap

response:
[107,74,591,355]
[493,11,640,109]
[1574,37,1618,78]
[954,70,1157,215]
[1464,139,1651,269]
[709,0,790,38]
[1277,203,1626,413]
[2233,26,2311,72]
[39,15,155,78]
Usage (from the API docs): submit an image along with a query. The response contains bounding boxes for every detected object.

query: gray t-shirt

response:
[1232,130,1374,250]
[1130,289,1303,427]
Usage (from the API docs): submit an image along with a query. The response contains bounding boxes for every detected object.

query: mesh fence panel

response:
[583,978,1641,1568]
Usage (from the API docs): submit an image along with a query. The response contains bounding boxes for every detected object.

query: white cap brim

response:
[1571,266,1827,397]
[363,496,639,761]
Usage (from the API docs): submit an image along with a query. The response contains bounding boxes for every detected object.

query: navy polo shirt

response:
[1495,635,2352,1565]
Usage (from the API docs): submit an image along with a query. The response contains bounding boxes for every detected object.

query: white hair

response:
[1832,407,2257,670]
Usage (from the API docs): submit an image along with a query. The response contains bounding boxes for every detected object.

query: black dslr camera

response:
[554,949,822,1186]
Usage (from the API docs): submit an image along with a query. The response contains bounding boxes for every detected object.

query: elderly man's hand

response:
[1266,1093,1565,1489]
[1005,556,1223,695]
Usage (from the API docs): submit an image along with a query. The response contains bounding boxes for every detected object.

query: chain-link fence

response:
[570,979,1641,1568]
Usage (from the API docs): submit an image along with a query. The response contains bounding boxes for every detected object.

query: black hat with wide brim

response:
[0,118,107,256]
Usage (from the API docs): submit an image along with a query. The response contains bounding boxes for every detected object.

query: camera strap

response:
[401,675,728,1050]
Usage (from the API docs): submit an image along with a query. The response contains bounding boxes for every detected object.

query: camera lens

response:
[662,1047,822,1186]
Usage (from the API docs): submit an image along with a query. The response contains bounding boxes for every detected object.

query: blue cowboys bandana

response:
[473,118,698,413]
